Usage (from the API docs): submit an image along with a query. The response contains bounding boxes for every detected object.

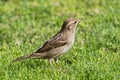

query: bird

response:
[12,18,80,67]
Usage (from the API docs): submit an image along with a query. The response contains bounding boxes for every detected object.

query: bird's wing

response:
[35,33,67,53]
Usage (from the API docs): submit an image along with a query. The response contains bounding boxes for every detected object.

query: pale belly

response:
[46,43,73,58]
[44,32,75,58]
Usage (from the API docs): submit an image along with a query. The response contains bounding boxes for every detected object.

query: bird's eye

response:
[74,21,77,23]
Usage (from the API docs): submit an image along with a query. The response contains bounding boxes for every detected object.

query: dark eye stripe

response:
[65,20,77,27]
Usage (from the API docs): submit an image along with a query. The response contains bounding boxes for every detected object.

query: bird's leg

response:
[48,58,54,68]
[54,58,61,70]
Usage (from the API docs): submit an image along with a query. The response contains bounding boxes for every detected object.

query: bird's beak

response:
[77,20,80,23]
[77,18,83,23]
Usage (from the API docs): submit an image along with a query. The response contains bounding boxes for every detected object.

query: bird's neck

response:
[63,29,75,35]
[60,29,76,41]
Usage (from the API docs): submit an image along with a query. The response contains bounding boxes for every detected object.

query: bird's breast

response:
[67,32,75,46]
[47,44,72,58]
[45,33,75,58]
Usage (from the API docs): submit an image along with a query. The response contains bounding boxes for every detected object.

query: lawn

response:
[0,0,120,80]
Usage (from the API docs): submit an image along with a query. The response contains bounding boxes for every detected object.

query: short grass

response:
[0,0,120,80]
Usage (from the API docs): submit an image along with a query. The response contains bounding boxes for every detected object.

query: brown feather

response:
[12,17,79,63]
[35,33,67,53]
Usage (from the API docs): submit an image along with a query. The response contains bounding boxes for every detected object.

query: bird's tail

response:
[12,54,32,62]
[12,53,46,62]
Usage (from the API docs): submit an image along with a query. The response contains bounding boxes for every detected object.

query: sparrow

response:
[12,18,80,67]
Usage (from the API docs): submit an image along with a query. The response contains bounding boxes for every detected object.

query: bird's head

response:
[61,18,80,32]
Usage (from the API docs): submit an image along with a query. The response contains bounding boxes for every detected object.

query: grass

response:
[0,0,120,80]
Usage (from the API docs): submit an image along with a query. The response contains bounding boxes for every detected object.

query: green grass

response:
[0,0,120,80]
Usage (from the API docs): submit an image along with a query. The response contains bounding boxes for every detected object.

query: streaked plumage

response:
[12,18,80,67]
